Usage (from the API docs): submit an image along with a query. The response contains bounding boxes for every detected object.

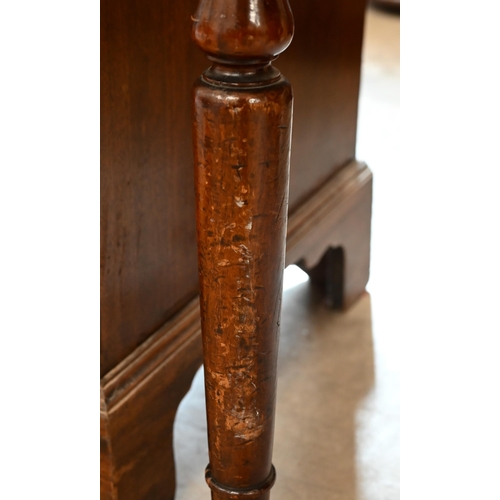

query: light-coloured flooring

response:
[174,7,400,499]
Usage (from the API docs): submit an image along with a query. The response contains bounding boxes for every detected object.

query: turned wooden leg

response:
[192,1,294,498]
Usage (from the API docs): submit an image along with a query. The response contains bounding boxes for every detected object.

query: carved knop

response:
[192,0,294,64]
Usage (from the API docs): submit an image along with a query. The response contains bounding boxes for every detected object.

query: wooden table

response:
[101,0,372,498]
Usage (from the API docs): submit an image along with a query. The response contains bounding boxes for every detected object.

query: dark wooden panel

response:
[101,300,203,500]
[101,0,206,375]
[280,0,367,210]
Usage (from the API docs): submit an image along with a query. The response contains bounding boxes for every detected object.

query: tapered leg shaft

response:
[193,77,292,499]
[191,1,294,496]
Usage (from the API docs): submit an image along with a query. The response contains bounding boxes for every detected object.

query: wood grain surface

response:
[192,1,294,497]
[101,299,203,499]
[101,0,367,377]
[99,159,372,499]
[281,0,367,208]
[100,0,206,376]
[101,0,371,497]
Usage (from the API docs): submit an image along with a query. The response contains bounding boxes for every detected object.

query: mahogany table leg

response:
[192,1,294,498]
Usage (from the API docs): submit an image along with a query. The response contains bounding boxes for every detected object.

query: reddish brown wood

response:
[100,0,368,375]
[192,0,293,63]
[192,1,294,498]
[101,0,371,496]
[100,0,205,376]
[281,0,368,209]
[100,300,203,499]
[100,388,118,500]
[99,161,371,500]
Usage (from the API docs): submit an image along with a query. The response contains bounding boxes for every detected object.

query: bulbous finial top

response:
[192,0,294,64]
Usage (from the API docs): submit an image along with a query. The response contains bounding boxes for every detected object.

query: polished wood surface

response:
[100,159,371,498]
[100,0,205,376]
[281,0,367,208]
[101,0,371,497]
[100,301,203,499]
[192,1,293,498]
[101,0,367,377]
[192,0,293,63]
